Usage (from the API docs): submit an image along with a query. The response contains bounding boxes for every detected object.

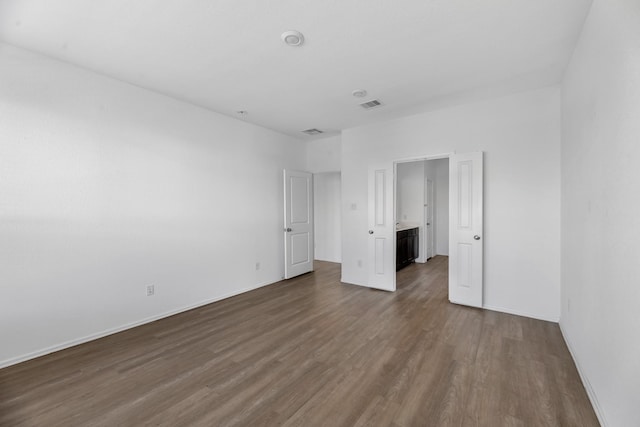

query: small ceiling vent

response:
[360,99,383,110]
[302,128,324,135]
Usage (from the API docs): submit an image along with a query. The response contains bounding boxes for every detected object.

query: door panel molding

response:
[367,163,396,291]
[449,152,483,307]
[284,170,314,279]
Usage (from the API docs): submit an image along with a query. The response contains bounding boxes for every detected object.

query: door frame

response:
[372,151,483,308]
[393,151,451,282]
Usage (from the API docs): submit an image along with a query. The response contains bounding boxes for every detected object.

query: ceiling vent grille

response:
[302,128,324,135]
[360,99,382,109]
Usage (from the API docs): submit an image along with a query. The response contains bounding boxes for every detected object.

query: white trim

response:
[481,303,559,323]
[314,256,341,263]
[0,279,280,369]
[395,152,452,164]
[559,322,608,427]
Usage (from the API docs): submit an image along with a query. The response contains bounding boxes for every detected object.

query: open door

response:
[449,152,483,307]
[367,163,396,291]
[284,170,314,279]
[425,178,435,261]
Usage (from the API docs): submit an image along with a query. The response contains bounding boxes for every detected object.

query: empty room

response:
[1,0,639,426]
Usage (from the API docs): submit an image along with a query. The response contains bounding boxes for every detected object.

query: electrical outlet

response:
[255,262,260,271]
[146,285,155,296]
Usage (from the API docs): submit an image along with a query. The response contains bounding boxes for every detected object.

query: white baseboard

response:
[559,322,607,427]
[314,257,342,264]
[482,304,559,323]
[0,279,279,369]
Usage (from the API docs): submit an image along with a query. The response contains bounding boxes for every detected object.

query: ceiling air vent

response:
[302,128,324,135]
[360,99,382,110]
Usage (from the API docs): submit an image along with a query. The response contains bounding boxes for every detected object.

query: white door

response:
[367,163,396,291]
[284,170,314,279]
[425,179,435,260]
[449,152,483,307]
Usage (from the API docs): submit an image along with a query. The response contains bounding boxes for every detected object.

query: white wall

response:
[307,135,341,173]
[434,159,449,255]
[396,161,425,262]
[396,158,449,262]
[313,172,342,263]
[307,135,342,263]
[560,1,640,425]
[342,86,561,322]
[0,44,307,367]
[423,160,436,261]
[307,136,342,263]
[397,161,424,227]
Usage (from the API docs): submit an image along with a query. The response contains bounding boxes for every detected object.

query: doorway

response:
[395,157,449,270]
[313,172,341,263]
[367,152,483,306]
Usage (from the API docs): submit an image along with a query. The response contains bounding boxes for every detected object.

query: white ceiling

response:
[0,0,592,138]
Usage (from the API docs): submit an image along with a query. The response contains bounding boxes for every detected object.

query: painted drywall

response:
[560,0,640,425]
[313,172,342,263]
[396,161,425,261]
[308,137,342,263]
[342,86,561,322]
[396,159,448,263]
[423,160,435,262]
[0,44,307,367]
[0,2,593,137]
[307,135,341,173]
[435,159,449,256]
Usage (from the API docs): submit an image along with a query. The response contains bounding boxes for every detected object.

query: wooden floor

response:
[0,257,599,427]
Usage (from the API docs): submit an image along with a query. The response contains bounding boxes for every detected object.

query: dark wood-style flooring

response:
[0,257,599,426]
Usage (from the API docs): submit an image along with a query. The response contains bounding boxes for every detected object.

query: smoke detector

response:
[302,128,323,135]
[281,30,305,47]
[352,89,368,98]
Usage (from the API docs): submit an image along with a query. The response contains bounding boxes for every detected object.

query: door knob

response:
[474,235,481,240]
[285,227,292,232]
[368,230,374,234]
